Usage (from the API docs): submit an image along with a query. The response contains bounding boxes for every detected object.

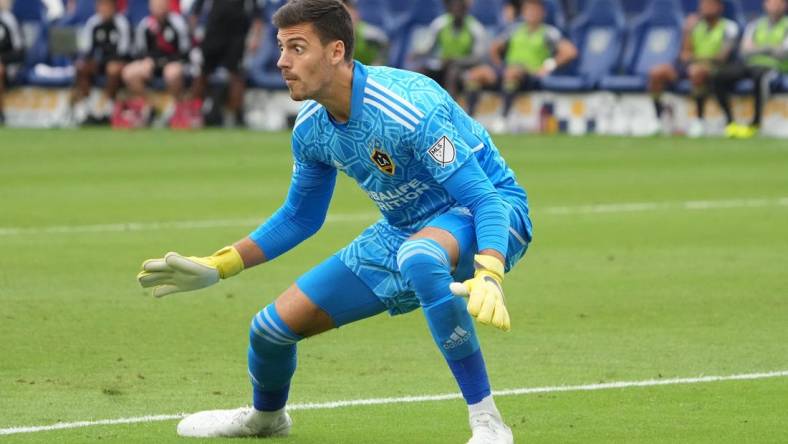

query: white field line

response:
[1,197,786,237]
[1,370,787,436]
[0,197,788,236]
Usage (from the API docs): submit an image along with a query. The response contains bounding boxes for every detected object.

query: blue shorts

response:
[296,204,531,326]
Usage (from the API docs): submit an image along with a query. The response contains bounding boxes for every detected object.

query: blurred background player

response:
[463,0,576,131]
[121,0,190,127]
[187,0,263,128]
[410,0,486,99]
[0,0,23,125]
[649,0,739,137]
[71,0,131,125]
[343,0,388,66]
[713,0,787,138]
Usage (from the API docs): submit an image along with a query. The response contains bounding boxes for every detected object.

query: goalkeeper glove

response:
[449,254,511,331]
[136,246,244,298]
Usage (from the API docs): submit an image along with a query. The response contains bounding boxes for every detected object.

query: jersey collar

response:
[349,60,367,122]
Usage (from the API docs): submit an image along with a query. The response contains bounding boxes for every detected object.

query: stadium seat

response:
[12,0,45,22]
[739,0,763,21]
[544,0,567,31]
[247,32,286,89]
[600,0,684,92]
[126,0,149,27]
[357,0,387,28]
[386,0,444,68]
[470,0,504,29]
[568,0,647,18]
[58,0,96,26]
[541,0,626,91]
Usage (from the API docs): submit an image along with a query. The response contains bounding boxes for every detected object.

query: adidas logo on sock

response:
[443,326,471,350]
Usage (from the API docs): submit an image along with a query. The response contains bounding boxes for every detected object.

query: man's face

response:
[699,0,722,19]
[149,0,168,18]
[764,0,786,16]
[448,0,468,20]
[277,23,339,101]
[97,0,116,20]
[523,3,545,26]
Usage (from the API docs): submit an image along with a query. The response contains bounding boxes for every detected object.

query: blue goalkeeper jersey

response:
[290,61,529,233]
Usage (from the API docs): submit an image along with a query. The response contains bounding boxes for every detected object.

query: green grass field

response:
[1,129,787,443]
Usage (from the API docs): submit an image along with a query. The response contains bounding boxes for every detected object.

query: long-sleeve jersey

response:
[0,10,24,65]
[79,13,131,61]
[250,62,531,261]
[133,12,190,62]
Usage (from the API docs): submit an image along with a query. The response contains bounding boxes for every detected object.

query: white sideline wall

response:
[4,87,788,137]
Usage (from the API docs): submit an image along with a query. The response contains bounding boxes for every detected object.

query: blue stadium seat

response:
[600,0,684,92]
[12,0,45,22]
[24,25,76,87]
[386,0,444,68]
[247,32,286,89]
[544,0,567,31]
[569,0,646,18]
[739,0,763,21]
[357,0,388,28]
[58,0,96,26]
[470,0,504,29]
[541,0,626,91]
[780,74,788,92]
[126,0,150,27]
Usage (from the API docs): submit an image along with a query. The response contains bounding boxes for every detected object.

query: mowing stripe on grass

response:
[2,370,787,436]
[1,197,786,237]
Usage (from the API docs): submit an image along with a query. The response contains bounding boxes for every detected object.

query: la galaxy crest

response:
[369,140,395,175]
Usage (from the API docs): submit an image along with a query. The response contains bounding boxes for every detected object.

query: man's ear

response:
[329,40,346,65]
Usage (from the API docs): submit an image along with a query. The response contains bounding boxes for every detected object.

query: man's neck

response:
[318,62,354,123]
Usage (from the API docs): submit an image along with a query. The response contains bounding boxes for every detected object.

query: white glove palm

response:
[137,247,243,297]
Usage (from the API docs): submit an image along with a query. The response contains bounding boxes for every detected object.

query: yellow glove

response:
[449,254,511,331]
[137,246,244,297]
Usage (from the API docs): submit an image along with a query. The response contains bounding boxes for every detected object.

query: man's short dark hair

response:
[273,0,355,63]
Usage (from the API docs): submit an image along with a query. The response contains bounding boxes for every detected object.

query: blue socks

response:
[248,238,493,410]
[248,304,301,411]
[397,238,491,404]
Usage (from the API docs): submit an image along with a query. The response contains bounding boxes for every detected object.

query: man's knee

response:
[397,238,452,306]
[273,283,334,337]
[163,63,183,84]
[105,62,124,78]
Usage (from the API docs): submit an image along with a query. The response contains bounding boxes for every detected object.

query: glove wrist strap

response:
[473,254,504,281]
[212,246,244,279]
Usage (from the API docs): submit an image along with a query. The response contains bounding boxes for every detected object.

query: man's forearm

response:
[233,237,267,269]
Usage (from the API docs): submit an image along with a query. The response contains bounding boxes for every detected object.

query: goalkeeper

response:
[137,0,532,442]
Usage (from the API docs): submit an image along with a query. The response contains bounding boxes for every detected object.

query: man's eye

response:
[294,46,303,54]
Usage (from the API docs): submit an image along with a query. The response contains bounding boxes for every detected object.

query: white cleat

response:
[177,406,292,438]
[467,411,514,444]
[687,120,705,138]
